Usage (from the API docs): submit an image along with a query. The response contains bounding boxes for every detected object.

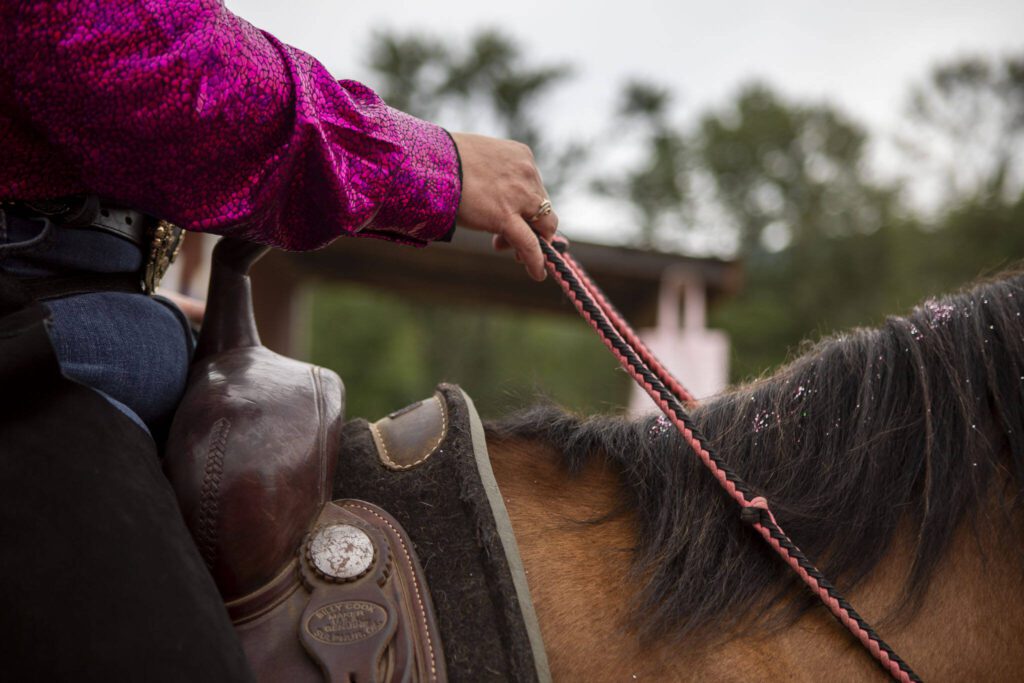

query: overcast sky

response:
[231,0,1023,241]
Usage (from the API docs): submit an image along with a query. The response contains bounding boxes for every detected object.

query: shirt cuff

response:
[359,111,462,246]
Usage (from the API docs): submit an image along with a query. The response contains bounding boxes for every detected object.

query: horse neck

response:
[488,436,1024,681]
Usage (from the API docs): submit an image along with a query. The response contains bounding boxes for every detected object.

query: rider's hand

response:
[449,132,559,281]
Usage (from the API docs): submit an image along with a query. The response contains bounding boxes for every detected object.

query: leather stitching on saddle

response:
[372,394,449,471]
[340,500,438,681]
[312,366,328,503]
[197,416,231,568]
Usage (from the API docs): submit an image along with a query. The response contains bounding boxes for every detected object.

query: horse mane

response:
[486,269,1024,643]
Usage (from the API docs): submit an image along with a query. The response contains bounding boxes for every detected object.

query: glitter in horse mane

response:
[487,269,1024,643]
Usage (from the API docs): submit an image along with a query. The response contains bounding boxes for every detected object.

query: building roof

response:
[257,229,742,328]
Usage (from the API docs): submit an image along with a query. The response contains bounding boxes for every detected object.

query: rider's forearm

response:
[1,1,461,250]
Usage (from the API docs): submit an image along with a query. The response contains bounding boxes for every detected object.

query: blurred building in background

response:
[631,266,731,411]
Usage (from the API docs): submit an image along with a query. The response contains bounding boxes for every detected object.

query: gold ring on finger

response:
[528,199,553,223]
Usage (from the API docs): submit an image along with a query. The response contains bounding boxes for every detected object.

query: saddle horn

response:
[193,237,269,359]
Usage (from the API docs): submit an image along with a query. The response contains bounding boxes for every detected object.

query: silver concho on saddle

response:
[163,239,446,682]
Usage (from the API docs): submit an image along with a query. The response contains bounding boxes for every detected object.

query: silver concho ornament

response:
[308,524,376,582]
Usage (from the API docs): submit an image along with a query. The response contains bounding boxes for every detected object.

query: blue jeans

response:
[0,211,193,436]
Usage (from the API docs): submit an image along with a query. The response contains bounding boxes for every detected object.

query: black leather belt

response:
[2,195,185,295]
[87,205,150,246]
[5,196,149,246]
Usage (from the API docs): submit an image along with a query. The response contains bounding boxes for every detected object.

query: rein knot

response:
[740,496,771,525]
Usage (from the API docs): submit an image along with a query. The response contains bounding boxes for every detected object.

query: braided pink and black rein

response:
[539,234,920,682]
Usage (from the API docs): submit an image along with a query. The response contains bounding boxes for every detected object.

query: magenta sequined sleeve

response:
[0,1,461,250]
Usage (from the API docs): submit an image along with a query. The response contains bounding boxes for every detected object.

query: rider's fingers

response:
[494,213,556,251]
[501,211,557,246]
[501,218,547,281]
[529,208,559,241]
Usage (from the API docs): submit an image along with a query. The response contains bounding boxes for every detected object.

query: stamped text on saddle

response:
[164,238,450,682]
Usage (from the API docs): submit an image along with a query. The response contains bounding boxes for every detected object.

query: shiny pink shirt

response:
[0,1,461,250]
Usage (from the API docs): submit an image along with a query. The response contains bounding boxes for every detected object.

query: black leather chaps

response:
[0,272,253,682]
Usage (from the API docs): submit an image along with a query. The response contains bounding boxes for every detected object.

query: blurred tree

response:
[699,83,895,259]
[694,83,904,378]
[592,80,690,247]
[888,53,1024,307]
[366,28,584,194]
[440,30,567,149]
[900,52,1024,207]
[366,32,448,119]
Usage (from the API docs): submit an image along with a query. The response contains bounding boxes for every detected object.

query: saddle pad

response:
[335,384,551,683]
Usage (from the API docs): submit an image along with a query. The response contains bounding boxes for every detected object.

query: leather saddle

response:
[163,238,446,682]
